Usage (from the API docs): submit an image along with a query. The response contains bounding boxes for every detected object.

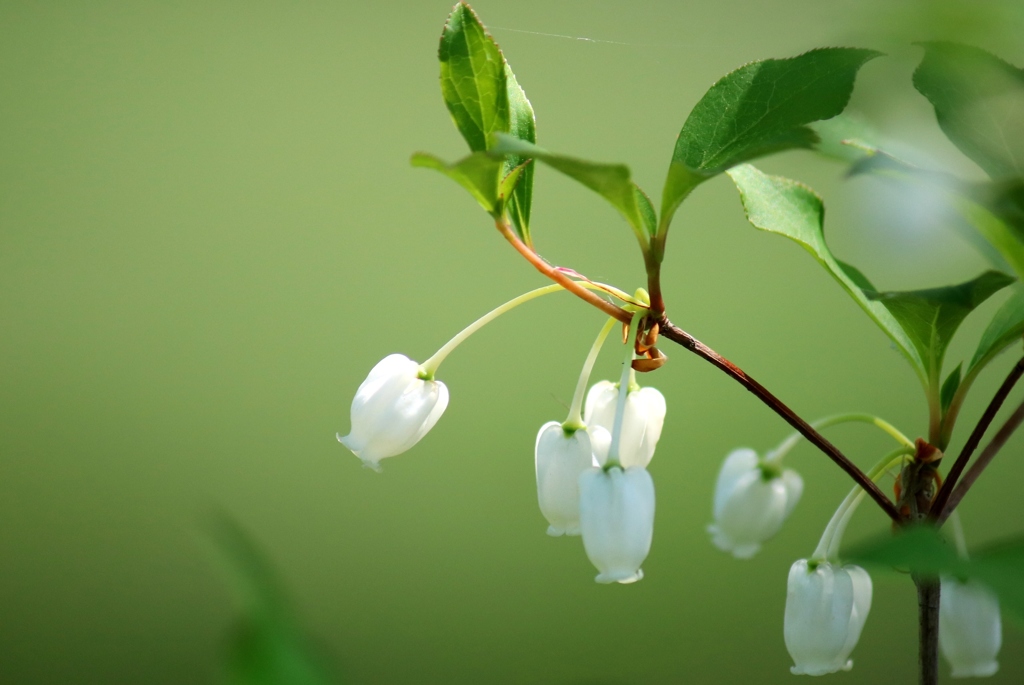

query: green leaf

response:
[726,163,926,381]
[503,64,536,245]
[847,144,1024,278]
[848,525,1024,622]
[438,3,509,154]
[490,133,654,247]
[809,112,881,163]
[210,517,339,685]
[967,285,1024,378]
[661,48,881,234]
[867,270,1015,385]
[940,363,962,412]
[411,151,503,215]
[913,42,1024,179]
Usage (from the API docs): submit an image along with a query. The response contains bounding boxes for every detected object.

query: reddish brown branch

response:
[931,357,1024,520]
[495,220,632,324]
[939,397,1024,522]
[657,316,901,521]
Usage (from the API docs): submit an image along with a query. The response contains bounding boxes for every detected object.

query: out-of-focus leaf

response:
[411,151,504,215]
[847,525,965,575]
[867,270,1014,386]
[210,517,339,685]
[438,3,508,154]
[660,48,881,235]
[491,133,654,246]
[726,163,925,381]
[913,42,1024,179]
[849,525,1024,621]
[503,64,536,244]
[810,112,881,163]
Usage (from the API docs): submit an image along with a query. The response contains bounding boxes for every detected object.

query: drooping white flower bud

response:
[337,353,449,471]
[583,380,666,468]
[707,448,803,559]
[534,422,596,536]
[785,559,873,676]
[939,577,1001,678]
[589,425,611,467]
[578,465,655,584]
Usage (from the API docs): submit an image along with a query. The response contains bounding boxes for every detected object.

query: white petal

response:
[589,426,611,467]
[785,560,870,676]
[634,386,667,465]
[535,422,594,536]
[712,449,759,519]
[940,577,1001,678]
[339,354,448,468]
[579,466,655,584]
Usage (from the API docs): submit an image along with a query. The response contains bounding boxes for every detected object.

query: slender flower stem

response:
[420,282,619,378]
[931,356,1024,519]
[495,219,632,324]
[766,413,913,465]
[916,577,941,685]
[563,317,618,430]
[606,312,642,468]
[939,397,1024,523]
[812,447,914,560]
[657,315,902,521]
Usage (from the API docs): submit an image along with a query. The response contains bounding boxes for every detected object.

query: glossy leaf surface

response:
[661,48,880,234]
[491,134,655,246]
[727,163,925,380]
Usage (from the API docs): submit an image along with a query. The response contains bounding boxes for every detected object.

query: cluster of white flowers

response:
[337,312,1002,677]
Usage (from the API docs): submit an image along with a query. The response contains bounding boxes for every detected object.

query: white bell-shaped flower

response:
[785,559,873,676]
[534,422,596,536]
[578,465,655,584]
[707,448,803,559]
[939,576,1001,678]
[583,380,666,468]
[337,353,449,471]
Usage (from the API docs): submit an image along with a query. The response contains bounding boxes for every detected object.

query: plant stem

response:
[606,313,642,468]
[495,219,632,324]
[931,356,1024,520]
[915,575,940,685]
[811,447,912,560]
[657,315,901,521]
[939,397,1024,522]
[766,413,913,465]
[564,317,617,430]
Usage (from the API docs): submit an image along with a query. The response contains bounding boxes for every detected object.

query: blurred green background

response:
[2,1,1023,683]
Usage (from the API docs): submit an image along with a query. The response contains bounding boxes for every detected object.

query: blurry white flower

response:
[707,448,803,559]
[578,465,655,584]
[534,422,595,536]
[785,559,873,676]
[337,353,449,471]
[583,380,666,468]
[940,576,1001,678]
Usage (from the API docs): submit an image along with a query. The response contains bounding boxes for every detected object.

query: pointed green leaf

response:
[503,64,536,245]
[411,151,503,215]
[490,133,653,247]
[438,3,508,154]
[914,42,1024,179]
[967,285,1024,378]
[726,163,925,380]
[661,48,881,234]
[940,363,962,413]
[867,270,1014,385]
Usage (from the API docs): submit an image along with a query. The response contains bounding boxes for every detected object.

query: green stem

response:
[419,282,616,378]
[766,413,913,466]
[606,312,642,469]
[947,510,969,559]
[563,317,618,431]
[812,446,915,561]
